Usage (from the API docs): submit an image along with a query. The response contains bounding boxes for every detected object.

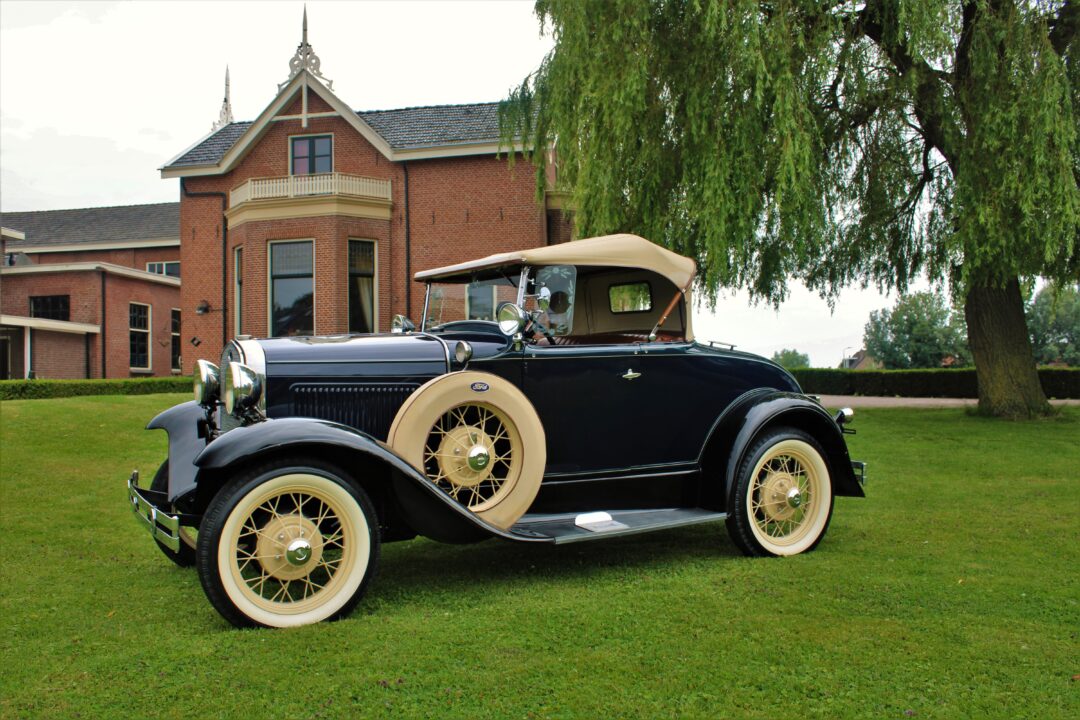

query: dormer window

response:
[291,135,332,175]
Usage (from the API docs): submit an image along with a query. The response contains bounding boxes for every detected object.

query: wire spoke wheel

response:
[387,371,545,530]
[199,463,378,628]
[728,429,833,557]
[422,402,521,512]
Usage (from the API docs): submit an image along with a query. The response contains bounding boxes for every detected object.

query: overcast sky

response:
[0,0,906,366]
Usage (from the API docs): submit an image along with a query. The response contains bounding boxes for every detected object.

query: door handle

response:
[622,369,641,380]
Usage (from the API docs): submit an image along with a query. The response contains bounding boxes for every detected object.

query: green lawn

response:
[1,395,1077,719]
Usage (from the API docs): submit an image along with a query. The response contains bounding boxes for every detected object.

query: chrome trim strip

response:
[127,471,181,552]
[420,332,452,373]
[266,358,444,365]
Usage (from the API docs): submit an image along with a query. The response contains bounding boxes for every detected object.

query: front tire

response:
[149,461,197,567]
[726,427,834,557]
[196,458,379,628]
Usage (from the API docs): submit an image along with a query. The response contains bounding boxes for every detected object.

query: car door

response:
[522,340,705,475]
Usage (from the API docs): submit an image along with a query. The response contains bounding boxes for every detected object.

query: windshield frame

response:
[420,265,530,332]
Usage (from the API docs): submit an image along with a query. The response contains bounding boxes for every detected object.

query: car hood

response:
[257,333,449,370]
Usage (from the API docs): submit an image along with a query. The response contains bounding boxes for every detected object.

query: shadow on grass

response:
[370,522,742,601]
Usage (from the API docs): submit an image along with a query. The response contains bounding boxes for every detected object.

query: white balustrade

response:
[230,173,391,207]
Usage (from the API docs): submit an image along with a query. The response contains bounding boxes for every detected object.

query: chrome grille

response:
[291,383,419,440]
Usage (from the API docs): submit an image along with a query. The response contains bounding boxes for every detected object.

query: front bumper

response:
[127,470,182,552]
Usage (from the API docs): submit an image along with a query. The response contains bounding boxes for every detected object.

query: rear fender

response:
[193,417,513,544]
[699,391,863,511]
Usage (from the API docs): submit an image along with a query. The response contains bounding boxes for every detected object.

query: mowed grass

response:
[0,395,1077,719]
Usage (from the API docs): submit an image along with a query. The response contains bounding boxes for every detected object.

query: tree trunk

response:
[964,277,1051,418]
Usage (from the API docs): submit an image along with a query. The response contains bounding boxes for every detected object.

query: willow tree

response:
[502,0,1079,417]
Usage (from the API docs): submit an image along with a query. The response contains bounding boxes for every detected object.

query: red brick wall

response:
[176,102,547,365]
[30,330,88,379]
[0,269,180,378]
[28,246,180,271]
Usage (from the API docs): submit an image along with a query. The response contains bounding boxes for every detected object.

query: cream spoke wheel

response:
[420,401,522,513]
[387,371,546,530]
[198,461,379,628]
[728,429,834,557]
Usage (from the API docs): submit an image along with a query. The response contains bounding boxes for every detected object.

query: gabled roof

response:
[0,203,180,249]
[162,70,511,176]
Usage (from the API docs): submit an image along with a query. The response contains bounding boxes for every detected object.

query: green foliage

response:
[2,395,1078,717]
[791,366,1079,398]
[770,347,811,369]
[1027,282,1080,365]
[502,0,1080,302]
[863,291,970,368]
[0,377,190,401]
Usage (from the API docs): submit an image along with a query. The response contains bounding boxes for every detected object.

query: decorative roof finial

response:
[281,5,333,90]
[212,66,234,132]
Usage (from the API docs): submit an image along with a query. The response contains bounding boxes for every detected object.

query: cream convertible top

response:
[416,234,698,342]
[414,233,697,290]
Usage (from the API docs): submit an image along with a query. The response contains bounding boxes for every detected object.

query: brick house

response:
[163,23,569,363]
[0,204,182,379]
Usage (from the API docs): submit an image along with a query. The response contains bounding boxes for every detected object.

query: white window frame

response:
[146,261,180,277]
[288,133,335,176]
[129,301,151,372]
[170,307,182,373]
[267,239,316,337]
[347,238,378,333]
[234,246,243,337]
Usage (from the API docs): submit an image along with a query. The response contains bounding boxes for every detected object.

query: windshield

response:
[423,277,520,328]
[420,265,578,336]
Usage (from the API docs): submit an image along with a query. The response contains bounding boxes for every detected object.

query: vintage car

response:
[127,234,865,628]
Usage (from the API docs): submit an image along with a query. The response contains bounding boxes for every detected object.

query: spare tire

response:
[387,371,546,530]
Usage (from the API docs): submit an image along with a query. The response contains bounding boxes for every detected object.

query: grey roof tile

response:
[163,101,504,169]
[358,102,502,149]
[1,202,180,247]
[168,122,253,168]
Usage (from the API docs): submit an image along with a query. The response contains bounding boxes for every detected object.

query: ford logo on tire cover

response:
[470,382,490,393]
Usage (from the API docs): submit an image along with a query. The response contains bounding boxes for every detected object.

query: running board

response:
[508,508,727,544]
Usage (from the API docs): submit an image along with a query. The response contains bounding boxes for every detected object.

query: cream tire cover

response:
[388,371,546,530]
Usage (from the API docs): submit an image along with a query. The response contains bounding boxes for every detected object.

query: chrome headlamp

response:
[223,362,263,416]
[453,340,473,366]
[193,360,220,405]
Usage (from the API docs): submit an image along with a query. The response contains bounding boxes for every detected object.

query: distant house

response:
[840,349,881,370]
[0,204,181,379]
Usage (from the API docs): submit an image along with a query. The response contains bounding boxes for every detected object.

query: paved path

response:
[818,395,1080,408]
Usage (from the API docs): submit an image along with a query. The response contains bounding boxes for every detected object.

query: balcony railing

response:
[230,172,392,207]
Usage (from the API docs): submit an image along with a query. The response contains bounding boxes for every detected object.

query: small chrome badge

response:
[470,382,490,392]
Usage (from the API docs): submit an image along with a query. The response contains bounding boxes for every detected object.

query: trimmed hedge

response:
[791,367,1080,399]
[0,377,190,401]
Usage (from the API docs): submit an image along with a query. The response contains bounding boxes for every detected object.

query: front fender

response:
[146,400,210,502]
[699,390,863,510]
[194,417,521,544]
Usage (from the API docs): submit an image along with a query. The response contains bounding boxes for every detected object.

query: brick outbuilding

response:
[0,206,182,379]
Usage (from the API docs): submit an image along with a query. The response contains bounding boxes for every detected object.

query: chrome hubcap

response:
[286,538,313,566]
[786,487,803,509]
[467,445,490,472]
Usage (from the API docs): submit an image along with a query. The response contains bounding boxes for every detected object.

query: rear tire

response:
[726,427,834,557]
[196,457,380,628]
[149,461,197,567]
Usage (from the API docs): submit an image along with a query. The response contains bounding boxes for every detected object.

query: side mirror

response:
[496,302,528,336]
[392,314,416,334]
[535,286,552,312]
